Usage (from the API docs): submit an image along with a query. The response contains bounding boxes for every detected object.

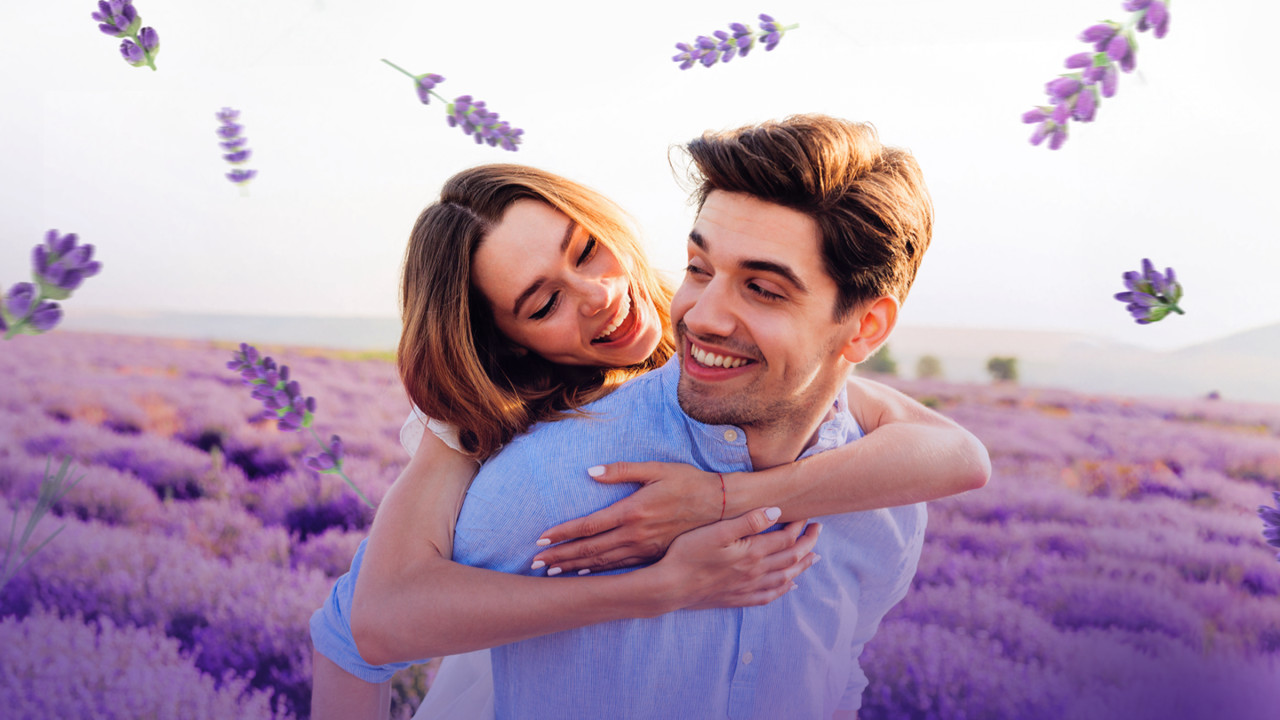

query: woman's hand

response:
[532,462,724,575]
[655,507,822,610]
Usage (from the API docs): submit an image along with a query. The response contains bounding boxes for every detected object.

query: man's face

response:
[671,190,858,432]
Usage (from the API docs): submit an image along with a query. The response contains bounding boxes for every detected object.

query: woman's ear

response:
[839,296,899,364]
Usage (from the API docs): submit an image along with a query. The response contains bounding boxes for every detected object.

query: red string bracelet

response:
[717,472,727,521]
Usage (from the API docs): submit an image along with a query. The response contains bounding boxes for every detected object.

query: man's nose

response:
[682,278,736,338]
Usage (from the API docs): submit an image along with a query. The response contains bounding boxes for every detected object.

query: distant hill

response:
[59,311,1280,404]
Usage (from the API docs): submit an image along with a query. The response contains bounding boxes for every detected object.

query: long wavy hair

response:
[398,164,676,460]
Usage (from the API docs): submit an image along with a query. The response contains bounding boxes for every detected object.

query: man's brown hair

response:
[684,114,933,318]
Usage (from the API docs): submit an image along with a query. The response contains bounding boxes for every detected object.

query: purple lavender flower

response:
[216,108,256,188]
[5,283,37,321]
[382,59,523,152]
[1113,258,1184,324]
[1024,4,1170,150]
[3,229,100,340]
[304,435,345,474]
[91,1,158,70]
[671,13,798,70]
[226,343,374,507]
[33,230,101,298]
[1260,492,1280,561]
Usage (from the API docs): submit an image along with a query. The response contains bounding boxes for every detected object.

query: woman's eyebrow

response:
[511,220,578,316]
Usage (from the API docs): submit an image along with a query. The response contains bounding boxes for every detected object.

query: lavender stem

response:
[307,426,374,508]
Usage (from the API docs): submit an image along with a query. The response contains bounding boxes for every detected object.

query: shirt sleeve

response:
[400,405,463,456]
[309,538,431,683]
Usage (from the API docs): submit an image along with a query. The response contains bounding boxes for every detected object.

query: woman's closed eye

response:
[576,237,598,266]
[530,291,559,320]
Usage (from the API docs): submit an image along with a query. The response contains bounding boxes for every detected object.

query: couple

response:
[311,114,990,719]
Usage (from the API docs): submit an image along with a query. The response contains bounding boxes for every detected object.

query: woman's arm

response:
[348,429,819,665]
[531,375,990,573]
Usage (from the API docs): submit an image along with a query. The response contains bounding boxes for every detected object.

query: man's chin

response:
[677,378,752,427]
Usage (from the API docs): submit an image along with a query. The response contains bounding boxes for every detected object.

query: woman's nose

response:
[576,277,611,317]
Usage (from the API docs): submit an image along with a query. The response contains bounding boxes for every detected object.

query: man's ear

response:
[838,296,899,364]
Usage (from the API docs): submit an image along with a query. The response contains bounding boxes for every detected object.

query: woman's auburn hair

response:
[398,164,676,461]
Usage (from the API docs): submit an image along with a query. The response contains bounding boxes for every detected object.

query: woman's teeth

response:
[690,344,748,369]
[594,292,632,341]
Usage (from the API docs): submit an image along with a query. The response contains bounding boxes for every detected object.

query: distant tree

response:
[916,354,944,380]
[986,356,1019,383]
[862,344,898,376]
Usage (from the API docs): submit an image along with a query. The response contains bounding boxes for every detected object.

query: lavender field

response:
[1,332,1278,719]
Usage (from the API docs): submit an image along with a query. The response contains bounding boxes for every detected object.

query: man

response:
[446,114,935,718]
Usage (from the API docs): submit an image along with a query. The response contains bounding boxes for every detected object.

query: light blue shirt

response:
[311,357,926,718]
[459,358,925,719]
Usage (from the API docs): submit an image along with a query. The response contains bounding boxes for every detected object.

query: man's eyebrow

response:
[687,229,808,293]
[511,219,577,316]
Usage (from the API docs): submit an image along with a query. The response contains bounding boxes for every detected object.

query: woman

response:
[310,164,989,719]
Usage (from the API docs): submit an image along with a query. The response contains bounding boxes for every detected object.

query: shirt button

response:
[723,429,738,442]
[742,651,753,665]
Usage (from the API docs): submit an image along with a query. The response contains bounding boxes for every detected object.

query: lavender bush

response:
[3,332,1278,719]
[672,13,798,69]
[90,0,160,71]
[381,59,524,151]
[1024,0,1172,149]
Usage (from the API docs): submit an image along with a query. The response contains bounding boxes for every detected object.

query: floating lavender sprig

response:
[227,343,374,507]
[2,230,101,340]
[1023,0,1172,150]
[90,0,160,71]
[1113,258,1184,324]
[216,108,257,190]
[1,457,84,590]
[1260,492,1280,562]
[381,59,524,152]
[672,13,798,70]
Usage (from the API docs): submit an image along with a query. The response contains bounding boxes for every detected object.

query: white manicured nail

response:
[531,560,546,570]
[765,507,782,522]
[578,569,591,576]
[587,466,605,477]
[547,567,563,577]
[536,538,552,547]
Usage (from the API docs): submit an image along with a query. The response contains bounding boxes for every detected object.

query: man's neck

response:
[743,400,840,470]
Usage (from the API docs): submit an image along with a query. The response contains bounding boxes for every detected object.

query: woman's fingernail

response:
[531,560,546,570]
[587,466,605,477]
[789,582,799,591]
[536,538,552,547]
[577,569,591,576]
[547,567,563,577]
[765,507,782,522]
[811,555,821,565]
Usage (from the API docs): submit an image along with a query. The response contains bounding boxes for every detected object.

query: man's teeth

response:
[690,344,748,369]
[594,292,631,340]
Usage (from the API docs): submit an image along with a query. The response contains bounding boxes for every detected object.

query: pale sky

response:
[2,0,1277,352]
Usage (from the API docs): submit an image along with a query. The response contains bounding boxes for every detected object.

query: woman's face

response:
[471,199,663,367]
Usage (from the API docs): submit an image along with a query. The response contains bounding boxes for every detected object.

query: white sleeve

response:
[400,405,464,457]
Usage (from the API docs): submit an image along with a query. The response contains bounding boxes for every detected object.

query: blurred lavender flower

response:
[1260,492,1280,561]
[304,435,344,474]
[227,343,373,507]
[216,108,257,188]
[382,59,523,152]
[1113,258,1184,324]
[1023,2,1172,150]
[91,1,159,70]
[3,230,100,340]
[672,13,798,70]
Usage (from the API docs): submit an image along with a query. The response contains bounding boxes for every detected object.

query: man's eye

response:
[577,237,598,266]
[530,291,559,320]
[748,283,783,300]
